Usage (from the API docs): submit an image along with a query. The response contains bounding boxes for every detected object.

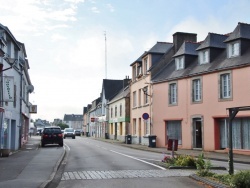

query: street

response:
[51,137,204,188]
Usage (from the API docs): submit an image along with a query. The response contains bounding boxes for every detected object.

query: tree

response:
[57,123,69,130]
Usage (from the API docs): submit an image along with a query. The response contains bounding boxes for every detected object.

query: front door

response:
[114,123,117,140]
[193,118,202,148]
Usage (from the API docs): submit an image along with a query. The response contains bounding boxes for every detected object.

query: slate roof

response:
[0,23,21,50]
[64,114,83,121]
[196,33,228,50]
[173,42,200,57]
[130,42,173,66]
[224,22,250,42]
[103,79,127,101]
[152,22,250,83]
[108,85,130,104]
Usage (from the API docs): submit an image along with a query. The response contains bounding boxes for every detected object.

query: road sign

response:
[142,113,149,120]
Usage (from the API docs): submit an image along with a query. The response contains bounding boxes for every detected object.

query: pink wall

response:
[153,67,250,151]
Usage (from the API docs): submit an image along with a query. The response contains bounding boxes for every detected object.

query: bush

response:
[231,170,250,188]
[195,152,213,177]
[174,155,196,167]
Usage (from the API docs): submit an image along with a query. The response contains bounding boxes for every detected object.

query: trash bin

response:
[126,134,132,144]
[105,133,109,139]
[86,132,89,137]
[148,135,157,148]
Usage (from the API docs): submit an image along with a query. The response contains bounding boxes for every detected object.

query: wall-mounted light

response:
[142,87,152,97]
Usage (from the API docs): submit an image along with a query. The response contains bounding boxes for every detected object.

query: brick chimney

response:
[173,32,197,53]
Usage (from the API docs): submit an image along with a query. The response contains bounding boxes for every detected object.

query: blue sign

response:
[142,113,149,120]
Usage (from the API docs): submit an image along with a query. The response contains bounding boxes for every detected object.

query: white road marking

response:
[110,150,166,170]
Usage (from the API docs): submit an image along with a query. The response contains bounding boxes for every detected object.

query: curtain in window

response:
[242,118,250,149]
[166,121,182,144]
[232,119,242,149]
[219,119,228,149]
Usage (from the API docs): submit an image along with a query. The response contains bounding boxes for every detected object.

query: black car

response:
[41,126,63,147]
[75,130,81,136]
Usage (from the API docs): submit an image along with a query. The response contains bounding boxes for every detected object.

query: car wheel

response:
[64,136,66,139]
[72,136,75,139]
[41,142,45,147]
[59,142,63,147]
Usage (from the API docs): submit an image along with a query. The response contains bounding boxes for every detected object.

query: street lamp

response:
[142,87,152,97]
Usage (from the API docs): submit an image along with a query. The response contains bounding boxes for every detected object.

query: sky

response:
[0,0,250,122]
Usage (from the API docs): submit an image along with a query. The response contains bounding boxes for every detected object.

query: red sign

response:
[91,117,95,122]
[167,139,178,151]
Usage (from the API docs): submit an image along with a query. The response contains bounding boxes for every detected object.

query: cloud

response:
[91,7,100,13]
[107,4,114,12]
[51,34,67,41]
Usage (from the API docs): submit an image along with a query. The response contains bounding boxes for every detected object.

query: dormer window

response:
[175,56,184,70]
[199,50,209,65]
[228,42,240,58]
[137,63,142,76]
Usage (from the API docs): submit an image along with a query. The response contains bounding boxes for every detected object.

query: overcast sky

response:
[0,0,249,122]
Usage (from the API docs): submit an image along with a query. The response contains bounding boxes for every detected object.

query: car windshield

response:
[65,128,74,132]
[43,128,61,134]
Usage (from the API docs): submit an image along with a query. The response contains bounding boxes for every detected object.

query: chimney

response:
[123,76,130,88]
[173,32,197,53]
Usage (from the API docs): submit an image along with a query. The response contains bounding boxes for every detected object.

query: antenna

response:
[104,31,107,79]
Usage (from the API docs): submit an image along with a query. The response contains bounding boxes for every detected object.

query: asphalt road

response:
[54,137,205,188]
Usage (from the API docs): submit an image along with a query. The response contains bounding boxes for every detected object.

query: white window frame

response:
[169,82,177,105]
[220,72,231,99]
[133,91,137,107]
[175,56,184,70]
[144,57,148,74]
[199,50,209,65]
[228,42,240,58]
[192,78,201,102]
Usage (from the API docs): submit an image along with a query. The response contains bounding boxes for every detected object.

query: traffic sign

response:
[142,113,149,120]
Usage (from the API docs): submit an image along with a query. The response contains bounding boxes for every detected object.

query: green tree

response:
[57,123,69,130]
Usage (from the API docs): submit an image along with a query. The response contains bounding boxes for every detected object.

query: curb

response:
[39,146,66,188]
[190,174,229,188]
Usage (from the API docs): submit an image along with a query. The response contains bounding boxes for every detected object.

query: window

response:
[166,120,182,145]
[110,107,113,118]
[138,89,141,107]
[228,42,240,58]
[219,118,250,150]
[132,66,136,81]
[120,104,122,117]
[199,50,209,64]
[133,119,136,135]
[133,91,137,107]
[143,87,149,104]
[145,120,150,135]
[175,56,184,70]
[220,73,231,99]
[144,57,148,74]
[115,106,117,117]
[169,83,177,105]
[137,63,142,76]
[192,79,201,102]
[13,85,16,108]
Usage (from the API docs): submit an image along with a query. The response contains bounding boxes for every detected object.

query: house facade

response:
[0,23,34,153]
[130,34,196,145]
[108,83,130,141]
[63,114,83,130]
[151,22,250,153]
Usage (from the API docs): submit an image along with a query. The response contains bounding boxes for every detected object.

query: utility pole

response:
[104,31,107,79]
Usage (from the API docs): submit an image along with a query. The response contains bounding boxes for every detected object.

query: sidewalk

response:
[0,135,65,188]
[92,137,250,164]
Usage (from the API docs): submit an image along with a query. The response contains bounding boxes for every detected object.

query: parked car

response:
[41,126,63,147]
[75,130,81,136]
[64,128,75,139]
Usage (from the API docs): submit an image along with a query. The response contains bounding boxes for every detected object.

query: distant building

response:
[52,118,63,126]
[63,114,83,130]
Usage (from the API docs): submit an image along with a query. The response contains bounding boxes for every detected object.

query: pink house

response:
[151,22,250,154]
